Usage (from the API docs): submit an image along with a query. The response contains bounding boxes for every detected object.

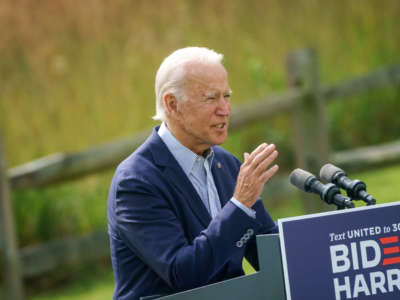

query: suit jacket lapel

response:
[163,167,211,227]
[211,153,231,208]
[148,128,211,227]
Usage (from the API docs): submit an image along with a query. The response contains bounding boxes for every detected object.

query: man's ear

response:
[163,93,178,116]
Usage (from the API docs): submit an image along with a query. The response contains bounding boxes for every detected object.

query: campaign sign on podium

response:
[279,201,400,300]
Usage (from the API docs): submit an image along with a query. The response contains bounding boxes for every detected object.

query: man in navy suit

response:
[107,47,279,300]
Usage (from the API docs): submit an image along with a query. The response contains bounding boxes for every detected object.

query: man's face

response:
[171,62,231,155]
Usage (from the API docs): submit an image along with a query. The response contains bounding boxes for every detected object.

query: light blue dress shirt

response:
[158,122,255,219]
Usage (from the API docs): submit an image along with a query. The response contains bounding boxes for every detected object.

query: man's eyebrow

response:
[205,91,217,97]
[204,90,233,97]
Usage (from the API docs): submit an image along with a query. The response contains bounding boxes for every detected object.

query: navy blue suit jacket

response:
[107,127,278,300]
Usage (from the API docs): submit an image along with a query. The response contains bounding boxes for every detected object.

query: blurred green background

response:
[1,0,400,299]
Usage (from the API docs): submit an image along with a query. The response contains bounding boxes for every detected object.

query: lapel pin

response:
[217,162,222,169]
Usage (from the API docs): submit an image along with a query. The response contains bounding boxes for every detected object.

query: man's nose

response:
[216,97,230,116]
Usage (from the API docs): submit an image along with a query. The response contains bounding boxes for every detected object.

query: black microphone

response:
[320,163,376,205]
[290,168,354,209]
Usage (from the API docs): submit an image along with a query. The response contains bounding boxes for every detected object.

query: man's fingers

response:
[260,164,279,183]
[254,150,278,175]
[252,144,275,167]
[245,143,268,164]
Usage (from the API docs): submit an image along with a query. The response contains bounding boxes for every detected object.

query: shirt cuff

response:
[230,197,256,219]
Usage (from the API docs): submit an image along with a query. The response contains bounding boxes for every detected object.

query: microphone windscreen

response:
[320,163,343,182]
[289,168,314,191]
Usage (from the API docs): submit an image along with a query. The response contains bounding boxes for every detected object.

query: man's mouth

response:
[214,123,226,129]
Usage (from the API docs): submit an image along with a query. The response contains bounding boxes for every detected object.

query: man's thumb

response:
[244,152,250,161]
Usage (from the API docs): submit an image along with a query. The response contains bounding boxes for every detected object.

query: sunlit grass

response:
[349,164,400,205]
[30,267,114,300]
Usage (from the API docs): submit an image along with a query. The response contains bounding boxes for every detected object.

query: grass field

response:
[30,267,114,300]
[29,163,400,300]
[2,1,400,167]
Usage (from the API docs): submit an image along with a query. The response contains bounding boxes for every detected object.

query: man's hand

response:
[233,143,279,209]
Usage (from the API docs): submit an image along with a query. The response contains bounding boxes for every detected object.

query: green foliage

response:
[13,173,111,246]
[329,86,400,150]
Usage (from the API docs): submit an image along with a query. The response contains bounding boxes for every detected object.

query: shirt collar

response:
[158,122,214,176]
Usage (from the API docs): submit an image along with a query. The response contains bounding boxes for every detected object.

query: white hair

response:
[153,47,224,122]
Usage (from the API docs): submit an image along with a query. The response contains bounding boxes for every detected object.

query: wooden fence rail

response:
[21,231,109,278]
[2,49,400,299]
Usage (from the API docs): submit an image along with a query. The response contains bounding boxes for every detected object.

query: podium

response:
[152,234,286,300]
[143,201,400,300]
